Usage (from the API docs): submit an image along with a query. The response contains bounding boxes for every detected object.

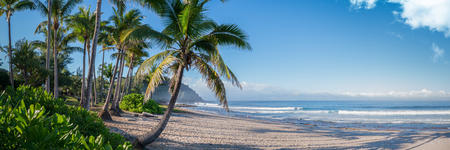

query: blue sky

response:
[1,0,450,101]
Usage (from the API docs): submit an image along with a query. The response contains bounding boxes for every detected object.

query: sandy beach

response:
[104,109,450,150]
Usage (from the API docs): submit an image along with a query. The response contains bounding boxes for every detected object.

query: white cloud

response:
[341,88,442,98]
[184,77,450,101]
[350,0,378,9]
[432,43,445,63]
[350,0,450,36]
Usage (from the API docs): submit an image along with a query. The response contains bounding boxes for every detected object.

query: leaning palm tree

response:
[66,6,95,105]
[35,0,81,98]
[0,0,35,88]
[133,0,251,147]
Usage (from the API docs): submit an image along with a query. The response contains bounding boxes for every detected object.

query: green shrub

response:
[120,93,163,114]
[143,99,164,114]
[0,86,132,150]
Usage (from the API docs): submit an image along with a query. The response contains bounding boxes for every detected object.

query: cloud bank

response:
[350,0,450,36]
[184,78,450,101]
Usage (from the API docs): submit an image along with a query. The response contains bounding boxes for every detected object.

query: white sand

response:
[104,109,450,149]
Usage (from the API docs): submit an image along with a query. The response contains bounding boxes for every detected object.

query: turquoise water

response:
[190,100,450,131]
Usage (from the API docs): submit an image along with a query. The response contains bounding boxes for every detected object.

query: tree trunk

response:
[134,65,185,148]
[22,69,28,85]
[45,0,52,93]
[98,52,120,121]
[121,54,134,99]
[100,48,105,101]
[92,69,98,105]
[127,64,134,94]
[86,42,93,107]
[53,27,59,98]
[110,52,125,116]
[83,0,102,110]
[7,17,14,88]
[80,39,87,103]
[81,39,90,107]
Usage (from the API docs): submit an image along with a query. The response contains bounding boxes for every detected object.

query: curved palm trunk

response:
[134,65,185,148]
[99,53,120,121]
[110,52,125,116]
[45,0,52,93]
[53,27,59,98]
[84,0,102,110]
[7,17,14,88]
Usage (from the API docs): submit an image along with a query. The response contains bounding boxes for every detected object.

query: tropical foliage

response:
[120,93,163,114]
[0,86,132,149]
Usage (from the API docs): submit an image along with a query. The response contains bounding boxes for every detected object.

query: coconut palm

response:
[45,0,51,93]
[121,41,149,96]
[0,0,35,88]
[82,0,103,110]
[35,0,81,98]
[98,30,112,101]
[98,6,161,119]
[35,26,83,90]
[66,6,95,105]
[133,0,251,147]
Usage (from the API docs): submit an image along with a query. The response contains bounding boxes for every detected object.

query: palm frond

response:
[14,0,35,11]
[211,53,241,88]
[136,50,176,79]
[192,54,229,111]
[140,54,178,100]
[61,0,82,17]
[209,24,251,50]
[33,0,48,15]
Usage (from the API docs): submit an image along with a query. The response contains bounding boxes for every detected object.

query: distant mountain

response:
[145,81,205,104]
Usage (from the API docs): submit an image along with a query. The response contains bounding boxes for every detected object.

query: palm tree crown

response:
[137,0,251,110]
[0,0,34,19]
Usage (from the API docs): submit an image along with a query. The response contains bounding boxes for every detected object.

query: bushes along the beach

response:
[120,93,164,114]
[0,86,132,149]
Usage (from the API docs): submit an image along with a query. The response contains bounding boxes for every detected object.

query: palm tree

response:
[35,26,83,91]
[45,0,51,93]
[35,0,81,98]
[133,0,251,147]
[66,6,95,105]
[81,0,104,110]
[98,30,112,101]
[0,0,35,88]
[98,6,161,118]
[121,41,148,96]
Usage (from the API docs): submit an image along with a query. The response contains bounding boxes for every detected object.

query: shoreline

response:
[105,108,450,149]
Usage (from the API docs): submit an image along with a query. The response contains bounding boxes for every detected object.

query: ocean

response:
[189,100,450,131]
